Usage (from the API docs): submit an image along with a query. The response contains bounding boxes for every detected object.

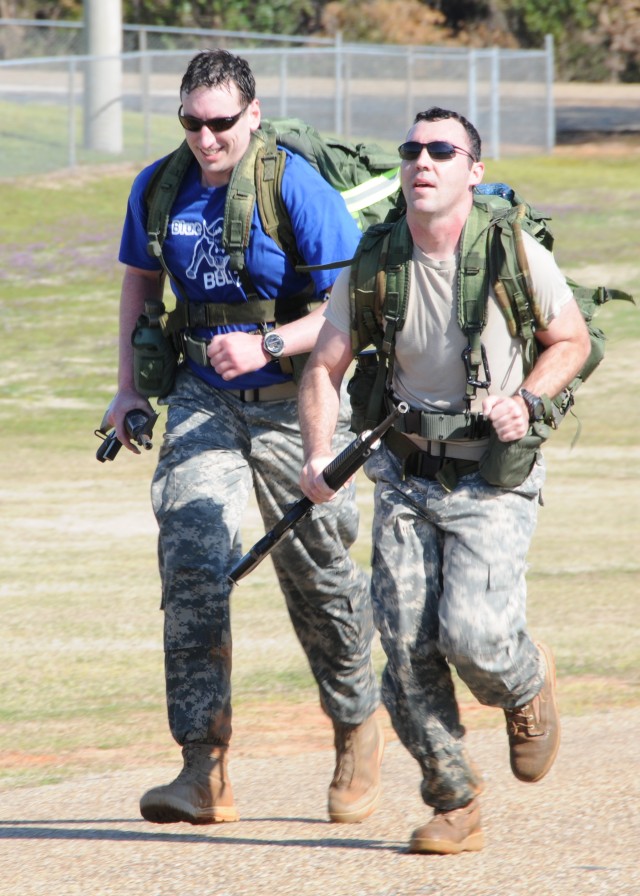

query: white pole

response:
[545,34,555,153]
[83,0,123,153]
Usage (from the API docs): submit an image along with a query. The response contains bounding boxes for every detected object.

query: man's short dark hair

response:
[414,107,482,162]
[180,49,256,106]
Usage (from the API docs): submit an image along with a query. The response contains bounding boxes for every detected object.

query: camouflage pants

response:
[151,370,379,746]
[364,443,546,811]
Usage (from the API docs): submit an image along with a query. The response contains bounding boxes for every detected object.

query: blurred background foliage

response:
[6,0,640,82]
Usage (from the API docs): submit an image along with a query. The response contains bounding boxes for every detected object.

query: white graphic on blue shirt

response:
[170,215,240,289]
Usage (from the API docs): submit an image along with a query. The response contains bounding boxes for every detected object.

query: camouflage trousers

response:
[364,443,546,812]
[151,370,379,747]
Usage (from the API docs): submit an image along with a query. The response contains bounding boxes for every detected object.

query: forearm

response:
[299,357,343,462]
[521,336,589,401]
[275,302,328,357]
[484,298,591,440]
[298,319,355,502]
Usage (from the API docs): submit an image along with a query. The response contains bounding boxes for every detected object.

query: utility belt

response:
[385,406,550,492]
[224,382,298,402]
[384,402,487,479]
[392,407,491,442]
[133,297,321,399]
[168,297,323,331]
[385,428,480,492]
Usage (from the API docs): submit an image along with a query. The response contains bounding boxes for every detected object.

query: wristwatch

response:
[262,330,285,359]
[518,387,546,423]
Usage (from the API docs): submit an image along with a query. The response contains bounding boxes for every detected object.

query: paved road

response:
[556,104,640,137]
[1,708,638,896]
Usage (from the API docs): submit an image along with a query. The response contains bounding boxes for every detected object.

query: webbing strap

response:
[166,299,276,333]
[457,203,493,406]
[223,130,263,277]
[394,410,489,441]
[146,141,194,261]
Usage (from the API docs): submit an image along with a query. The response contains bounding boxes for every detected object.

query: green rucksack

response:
[347,182,635,437]
[145,118,402,331]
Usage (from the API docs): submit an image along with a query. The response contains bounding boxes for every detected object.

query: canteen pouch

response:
[132,301,178,398]
[479,421,551,489]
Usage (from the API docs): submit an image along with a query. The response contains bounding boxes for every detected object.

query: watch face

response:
[521,388,544,422]
[264,332,285,357]
[532,399,545,419]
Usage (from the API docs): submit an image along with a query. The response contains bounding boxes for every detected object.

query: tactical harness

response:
[144,119,402,369]
[347,184,635,450]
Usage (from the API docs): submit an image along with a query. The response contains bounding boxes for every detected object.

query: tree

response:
[592,0,640,82]
[6,0,640,81]
[497,0,603,80]
[320,0,452,45]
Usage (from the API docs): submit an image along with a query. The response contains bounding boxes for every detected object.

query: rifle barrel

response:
[227,401,408,585]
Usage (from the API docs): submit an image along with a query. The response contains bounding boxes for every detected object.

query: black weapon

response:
[228,401,408,584]
[95,408,158,462]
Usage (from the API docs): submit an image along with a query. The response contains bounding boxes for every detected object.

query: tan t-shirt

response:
[325,230,574,459]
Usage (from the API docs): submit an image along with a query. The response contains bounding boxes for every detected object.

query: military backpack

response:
[347,182,635,444]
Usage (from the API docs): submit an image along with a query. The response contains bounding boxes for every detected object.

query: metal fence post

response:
[334,31,343,135]
[406,47,413,126]
[279,53,287,117]
[490,47,500,160]
[139,31,151,157]
[68,57,76,168]
[467,49,477,127]
[545,34,555,153]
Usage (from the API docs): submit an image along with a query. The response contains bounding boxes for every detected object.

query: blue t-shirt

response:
[119,146,361,389]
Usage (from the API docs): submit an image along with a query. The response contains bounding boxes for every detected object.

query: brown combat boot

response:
[328,714,384,823]
[409,799,484,855]
[504,641,561,783]
[140,743,239,824]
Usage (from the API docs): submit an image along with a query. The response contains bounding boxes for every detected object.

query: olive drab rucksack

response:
[347,182,635,436]
[144,118,402,337]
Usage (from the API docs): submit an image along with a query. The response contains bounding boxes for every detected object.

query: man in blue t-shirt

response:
[108,49,382,827]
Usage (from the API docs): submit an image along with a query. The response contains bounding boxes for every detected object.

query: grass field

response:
[1,147,638,791]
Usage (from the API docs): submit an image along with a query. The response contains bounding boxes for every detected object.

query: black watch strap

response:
[518,387,547,423]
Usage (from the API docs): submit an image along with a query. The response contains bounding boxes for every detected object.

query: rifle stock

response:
[228,401,408,584]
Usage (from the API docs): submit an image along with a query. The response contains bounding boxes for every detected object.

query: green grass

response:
[0,100,180,177]
[1,149,639,790]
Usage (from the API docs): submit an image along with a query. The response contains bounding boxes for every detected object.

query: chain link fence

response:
[0,18,554,178]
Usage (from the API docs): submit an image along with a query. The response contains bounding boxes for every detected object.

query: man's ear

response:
[470,160,485,187]
[248,98,261,131]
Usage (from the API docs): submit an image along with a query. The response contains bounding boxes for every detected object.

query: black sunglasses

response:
[178,105,247,134]
[398,141,476,162]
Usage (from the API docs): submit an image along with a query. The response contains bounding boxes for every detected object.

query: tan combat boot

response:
[409,798,484,855]
[328,714,384,823]
[504,641,561,783]
[140,743,239,824]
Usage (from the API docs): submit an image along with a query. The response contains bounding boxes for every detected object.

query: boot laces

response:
[506,702,539,737]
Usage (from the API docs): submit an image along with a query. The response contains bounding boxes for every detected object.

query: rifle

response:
[228,401,408,584]
[95,408,158,462]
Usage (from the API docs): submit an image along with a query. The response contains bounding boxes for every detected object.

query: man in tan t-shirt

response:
[298,107,590,855]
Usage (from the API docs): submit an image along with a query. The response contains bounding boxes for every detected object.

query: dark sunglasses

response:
[398,140,476,162]
[178,105,247,134]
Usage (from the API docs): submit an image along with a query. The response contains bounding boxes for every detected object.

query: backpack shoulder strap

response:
[222,122,305,305]
[145,141,194,268]
[347,216,412,432]
[457,199,497,406]
[458,195,550,407]
[349,216,412,356]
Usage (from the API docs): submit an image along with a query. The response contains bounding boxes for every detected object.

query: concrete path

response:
[1,708,638,896]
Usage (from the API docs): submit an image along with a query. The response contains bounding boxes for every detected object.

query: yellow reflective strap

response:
[341,169,401,214]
